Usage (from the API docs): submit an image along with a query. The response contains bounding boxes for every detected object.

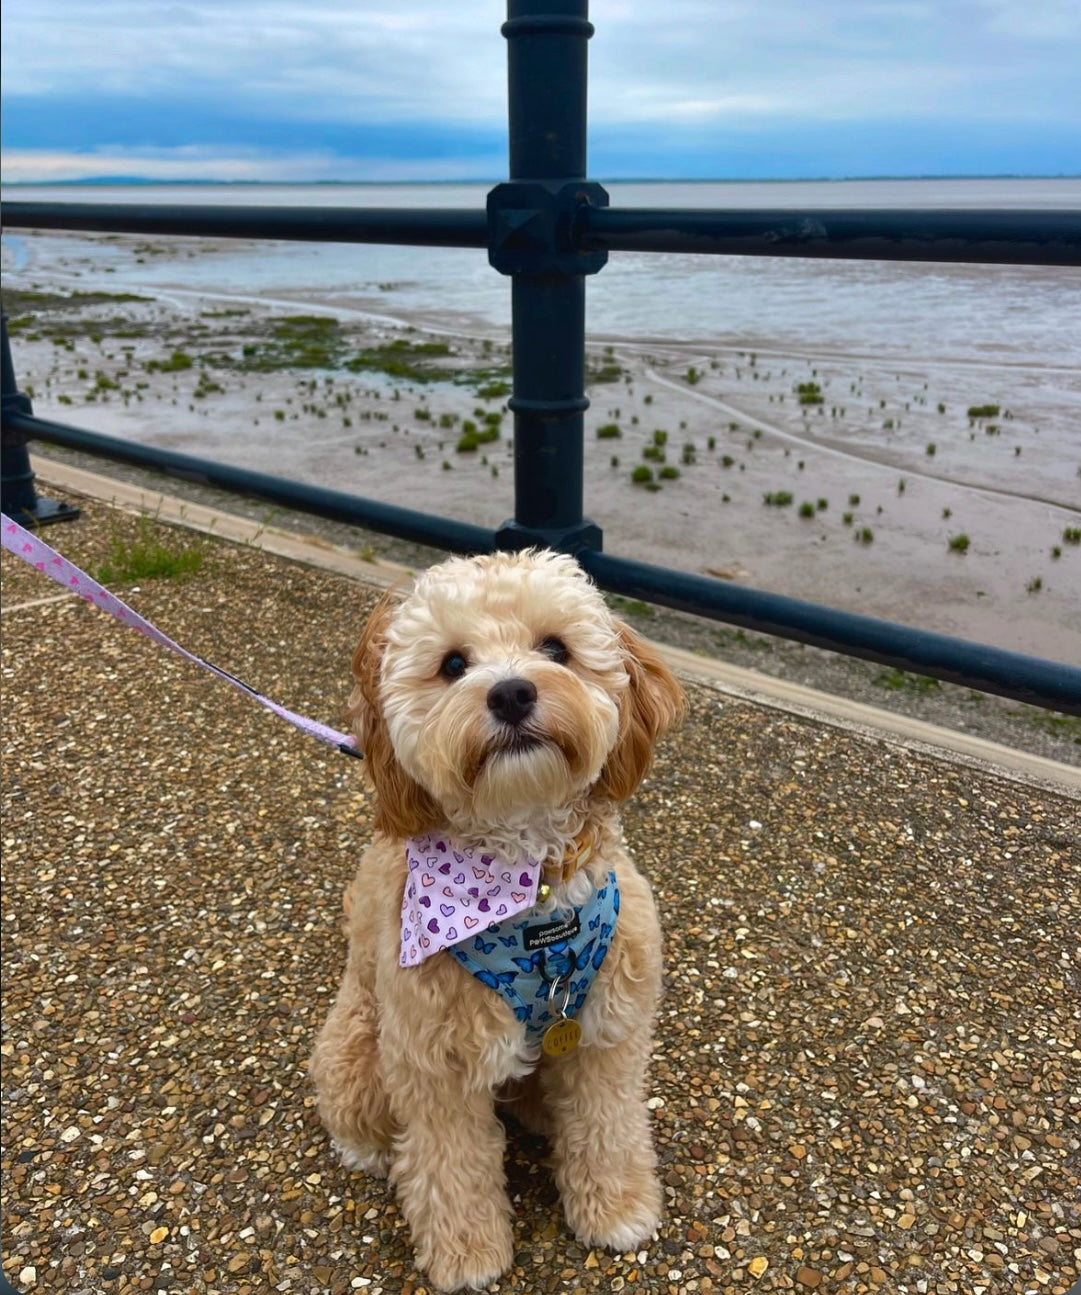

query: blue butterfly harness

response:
[447,872,620,1044]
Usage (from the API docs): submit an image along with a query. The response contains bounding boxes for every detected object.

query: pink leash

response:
[2,512,360,758]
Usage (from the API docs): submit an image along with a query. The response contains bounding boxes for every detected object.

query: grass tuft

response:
[93,515,207,584]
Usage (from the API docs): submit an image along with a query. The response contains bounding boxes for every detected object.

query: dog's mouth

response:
[488,729,547,761]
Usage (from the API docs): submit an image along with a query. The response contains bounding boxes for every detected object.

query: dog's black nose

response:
[487,676,538,727]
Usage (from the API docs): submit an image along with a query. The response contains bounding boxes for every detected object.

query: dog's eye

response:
[538,636,569,665]
[439,650,469,681]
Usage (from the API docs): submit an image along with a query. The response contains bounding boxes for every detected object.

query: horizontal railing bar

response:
[2,203,490,248]
[8,412,496,556]
[579,207,1081,266]
[580,549,1081,716]
[7,202,1081,266]
[11,411,1079,715]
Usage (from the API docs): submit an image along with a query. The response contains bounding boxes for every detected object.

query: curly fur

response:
[309,549,684,1291]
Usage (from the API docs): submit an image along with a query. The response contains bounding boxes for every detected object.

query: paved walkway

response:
[3,480,1078,1295]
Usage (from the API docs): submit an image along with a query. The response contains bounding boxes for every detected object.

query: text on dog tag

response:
[541,1017,581,1058]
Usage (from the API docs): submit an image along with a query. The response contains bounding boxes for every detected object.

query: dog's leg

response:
[388,1074,514,1292]
[309,960,394,1178]
[541,1038,662,1251]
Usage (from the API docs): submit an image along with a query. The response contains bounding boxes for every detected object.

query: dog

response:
[309,548,684,1291]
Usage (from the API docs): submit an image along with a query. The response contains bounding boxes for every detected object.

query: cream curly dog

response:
[309,549,683,1291]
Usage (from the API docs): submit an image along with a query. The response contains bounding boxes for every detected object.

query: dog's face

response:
[350,550,683,837]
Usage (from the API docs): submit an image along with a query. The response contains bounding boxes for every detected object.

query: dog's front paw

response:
[333,1137,392,1180]
[420,1224,514,1292]
[564,1171,662,1252]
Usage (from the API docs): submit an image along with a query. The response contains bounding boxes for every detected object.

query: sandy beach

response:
[4,228,1080,665]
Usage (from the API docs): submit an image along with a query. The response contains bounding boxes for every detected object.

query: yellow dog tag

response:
[541,1017,581,1058]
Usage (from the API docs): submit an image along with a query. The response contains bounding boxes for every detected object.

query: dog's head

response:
[349,550,684,837]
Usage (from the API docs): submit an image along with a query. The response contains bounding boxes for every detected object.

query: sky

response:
[2,1,1080,184]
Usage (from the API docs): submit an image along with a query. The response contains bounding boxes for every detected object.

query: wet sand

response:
[5,230,1080,663]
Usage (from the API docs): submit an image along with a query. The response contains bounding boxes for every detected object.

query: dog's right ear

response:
[348,592,441,839]
[594,621,685,804]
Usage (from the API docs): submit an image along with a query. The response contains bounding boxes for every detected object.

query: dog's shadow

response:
[501,1114,561,1216]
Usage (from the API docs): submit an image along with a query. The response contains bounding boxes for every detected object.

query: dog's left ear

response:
[594,622,685,803]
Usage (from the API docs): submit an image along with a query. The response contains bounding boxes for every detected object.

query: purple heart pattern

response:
[400,833,540,967]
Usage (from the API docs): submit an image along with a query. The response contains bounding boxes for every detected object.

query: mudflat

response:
[4,229,1080,667]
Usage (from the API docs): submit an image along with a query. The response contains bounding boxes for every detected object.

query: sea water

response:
[5,178,1080,366]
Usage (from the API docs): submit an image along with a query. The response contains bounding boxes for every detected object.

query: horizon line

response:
[4,172,1080,188]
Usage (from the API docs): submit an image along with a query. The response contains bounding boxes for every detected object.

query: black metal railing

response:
[3,0,1080,716]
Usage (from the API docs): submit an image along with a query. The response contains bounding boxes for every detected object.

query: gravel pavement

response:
[3,499,1078,1295]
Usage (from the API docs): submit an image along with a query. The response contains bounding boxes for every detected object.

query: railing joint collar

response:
[487,181,609,277]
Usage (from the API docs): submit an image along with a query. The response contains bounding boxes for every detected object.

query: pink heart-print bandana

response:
[400,833,541,967]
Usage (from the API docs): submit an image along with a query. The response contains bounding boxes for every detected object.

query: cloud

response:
[2,1,507,122]
[2,0,1079,180]
[0,146,499,184]
[977,0,1081,39]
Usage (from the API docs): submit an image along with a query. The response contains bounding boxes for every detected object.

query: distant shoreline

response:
[5,172,1081,189]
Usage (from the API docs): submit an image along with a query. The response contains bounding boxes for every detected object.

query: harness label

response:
[523,911,581,951]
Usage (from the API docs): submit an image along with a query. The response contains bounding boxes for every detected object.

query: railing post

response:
[1,313,79,527]
[489,0,607,553]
